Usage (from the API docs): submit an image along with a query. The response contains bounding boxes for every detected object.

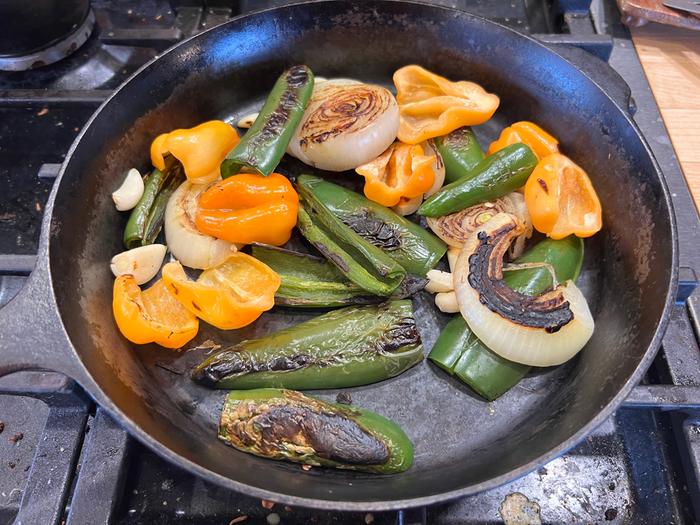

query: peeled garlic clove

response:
[425,269,453,293]
[236,112,259,129]
[112,168,144,211]
[435,291,460,313]
[110,244,167,285]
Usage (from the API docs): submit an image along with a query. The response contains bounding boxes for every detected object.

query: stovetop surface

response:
[2,1,700,524]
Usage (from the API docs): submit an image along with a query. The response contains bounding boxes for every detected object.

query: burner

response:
[0,9,95,72]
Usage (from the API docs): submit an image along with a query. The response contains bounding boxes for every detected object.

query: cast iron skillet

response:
[0,0,678,510]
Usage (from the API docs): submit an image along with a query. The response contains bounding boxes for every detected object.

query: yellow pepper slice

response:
[393,65,500,144]
[524,153,602,240]
[112,276,199,349]
[161,253,280,330]
[355,142,436,207]
[487,121,559,160]
[151,120,239,184]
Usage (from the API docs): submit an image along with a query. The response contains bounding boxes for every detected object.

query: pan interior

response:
[48,1,674,505]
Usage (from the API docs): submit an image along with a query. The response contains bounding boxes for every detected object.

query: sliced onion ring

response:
[453,212,594,367]
[426,192,532,255]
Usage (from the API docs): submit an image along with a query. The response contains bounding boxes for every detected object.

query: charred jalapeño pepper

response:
[192,300,423,389]
[297,175,446,276]
[221,65,314,177]
[296,182,406,296]
[218,389,413,473]
[418,143,538,217]
[428,235,584,400]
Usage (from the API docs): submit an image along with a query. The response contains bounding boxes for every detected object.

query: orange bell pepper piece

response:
[161,253,280,330]
[393,65,500,144]
[355,142,436,207]
[488,121,559,160]
[524,153,602,240]
[112,276,199,349]
[151,121,239,184]
[195,172,298,246]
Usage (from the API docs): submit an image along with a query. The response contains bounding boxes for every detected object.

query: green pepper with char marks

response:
[221,65,314,177]
[435,127,485,184]
[296,175,446,276]
[123,158,185,249]
[218,389,413,473]
[419,143,538,217]
[296,182,406,296]
[192,300,423,389]
[428,236,584,400]
[250,244,379,307]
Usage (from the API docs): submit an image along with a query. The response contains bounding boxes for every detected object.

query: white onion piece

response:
[422,139,445,197]
[426,192,532,252]
[110,244,166,285]
[236,112,259,129]
[453,213,594,367]
[287,79,399,171]
[392,195,422,216]
[447,247,461,273]
[164,181,238,270]
[112,168,144,211]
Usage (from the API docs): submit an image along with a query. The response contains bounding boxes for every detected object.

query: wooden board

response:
[630,24,700,205]
[618,0,700,30]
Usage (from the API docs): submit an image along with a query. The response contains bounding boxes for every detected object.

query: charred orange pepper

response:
[112,276,199,349]
[355,142,436,207]
[151,121,239,184]
[161,253,280,330]
[524,153,602,240]
[393,65,500,144]
[195,172,298,246]
[488,121,559,160]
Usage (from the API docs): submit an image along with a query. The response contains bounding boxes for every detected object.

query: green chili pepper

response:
[435,127,485,184]
[296,184,406,296]
[192,300,423,389]
[296,175,446,276]
[221,65,314,177]
[428,236,584,400]
[418,143,538,217]
[123,159,185,249]
[219,388,413,473]
[250,244,378,307]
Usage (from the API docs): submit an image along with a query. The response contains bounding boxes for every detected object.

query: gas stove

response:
[2,1,700,524]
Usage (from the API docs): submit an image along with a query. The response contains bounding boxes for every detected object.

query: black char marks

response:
[341,211,402,251]
[254,405,389,465]
[468,226,573,333]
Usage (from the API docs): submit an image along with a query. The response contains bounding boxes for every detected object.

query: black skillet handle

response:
[541,40,636,117]
[0,250,88,384]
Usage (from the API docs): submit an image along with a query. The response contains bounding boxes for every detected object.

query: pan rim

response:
[44,0,679,510]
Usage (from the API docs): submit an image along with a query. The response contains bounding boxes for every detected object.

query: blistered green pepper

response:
[218,389,414,473]
[296,175,446,276]
[221,65,314,177]
[428,236,584,400]
[192,300,423,389]
[296,183,406,296]
[419,143,538,217]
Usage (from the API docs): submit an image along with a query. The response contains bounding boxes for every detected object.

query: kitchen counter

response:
[631,24,700,208]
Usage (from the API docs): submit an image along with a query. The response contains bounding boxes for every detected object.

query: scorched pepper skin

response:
[191,300,423,389]
[218,389,413,473]
[221,65,314,177]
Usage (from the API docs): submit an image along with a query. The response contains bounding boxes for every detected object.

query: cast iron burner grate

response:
[1,1,700,524]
